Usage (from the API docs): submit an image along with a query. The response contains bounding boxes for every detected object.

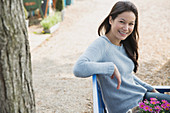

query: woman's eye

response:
[119,21,125,23]
[129,23,134,25]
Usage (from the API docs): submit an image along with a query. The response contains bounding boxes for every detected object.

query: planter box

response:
[43,22,60,33]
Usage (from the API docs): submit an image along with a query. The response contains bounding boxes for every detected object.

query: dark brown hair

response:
[98,1,139,73]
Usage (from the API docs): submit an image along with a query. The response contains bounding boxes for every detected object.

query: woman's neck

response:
[105,33,121,46]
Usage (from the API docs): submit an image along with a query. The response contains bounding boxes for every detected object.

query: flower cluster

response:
[139,98,170,113]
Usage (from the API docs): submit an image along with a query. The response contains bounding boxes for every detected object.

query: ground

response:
[28,0,170,112]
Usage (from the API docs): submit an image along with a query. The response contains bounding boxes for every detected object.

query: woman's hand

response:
[111,64,121,89]
[152,88,159,93]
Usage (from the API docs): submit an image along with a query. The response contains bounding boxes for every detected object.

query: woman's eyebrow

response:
[120,18,126,21]
[120,18,135,23]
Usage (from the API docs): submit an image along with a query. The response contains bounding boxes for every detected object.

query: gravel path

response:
[30,0,170,112]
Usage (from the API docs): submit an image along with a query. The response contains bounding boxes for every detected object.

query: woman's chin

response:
[119,36,127,41]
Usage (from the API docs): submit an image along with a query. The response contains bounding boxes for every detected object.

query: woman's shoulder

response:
[86,35,110,52]
[92,35,109,46]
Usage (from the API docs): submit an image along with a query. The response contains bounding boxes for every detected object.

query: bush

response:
[40,12,61,30]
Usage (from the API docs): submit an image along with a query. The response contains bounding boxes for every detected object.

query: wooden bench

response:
[92,74,170,113]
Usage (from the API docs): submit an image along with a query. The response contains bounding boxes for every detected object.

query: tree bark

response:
[0,0,35,113]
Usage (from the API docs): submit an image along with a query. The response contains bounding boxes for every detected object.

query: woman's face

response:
[109,11,136,41]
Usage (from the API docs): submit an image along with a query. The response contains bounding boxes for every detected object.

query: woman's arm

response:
[73,38,115,78]
[133,74,154,92]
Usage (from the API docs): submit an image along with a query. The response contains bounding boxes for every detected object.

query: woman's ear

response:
[109,16,112,25]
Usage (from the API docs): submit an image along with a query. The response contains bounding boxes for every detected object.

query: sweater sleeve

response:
[133,74,154,91]
[73,38,115,78]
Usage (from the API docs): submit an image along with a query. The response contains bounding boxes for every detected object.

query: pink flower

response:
[144,99,149,104]
[150,100,157,105]
[148,107,154,112]
[150,98,157,101]
[165,102,170,107]
[161,100,167,103]
[165,107,169,111]
[139,99,169,112]
[154,105,162,112]
[156,100,160,104]
[161,103,166,109]
[139,102,145,108]
[144,105,150,111]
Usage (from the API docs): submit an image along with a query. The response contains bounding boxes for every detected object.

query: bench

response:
[92,74,170,113]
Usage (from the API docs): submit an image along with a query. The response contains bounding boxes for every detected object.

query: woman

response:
[73,1,169,113]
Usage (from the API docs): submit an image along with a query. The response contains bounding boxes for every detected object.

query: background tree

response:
[0,0,35,113]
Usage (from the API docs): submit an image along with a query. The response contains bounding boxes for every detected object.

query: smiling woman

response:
[73,1,170,113]
[98,1,139,73]
[106,11,136,45]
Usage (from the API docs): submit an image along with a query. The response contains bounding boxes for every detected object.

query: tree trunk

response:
[0,0,35,113]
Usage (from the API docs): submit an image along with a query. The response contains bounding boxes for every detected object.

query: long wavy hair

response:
[98,1,139,73]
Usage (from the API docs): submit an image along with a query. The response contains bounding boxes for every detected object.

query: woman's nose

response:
[122,24,128,31]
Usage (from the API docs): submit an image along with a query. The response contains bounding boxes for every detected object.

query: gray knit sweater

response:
[73,35,154,113]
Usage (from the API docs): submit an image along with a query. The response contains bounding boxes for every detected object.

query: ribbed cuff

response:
[107,62,115,76]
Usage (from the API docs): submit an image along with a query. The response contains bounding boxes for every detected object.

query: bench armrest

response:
[153,86,170,93]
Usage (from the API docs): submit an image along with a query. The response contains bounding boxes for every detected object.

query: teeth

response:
[119,31,126,34]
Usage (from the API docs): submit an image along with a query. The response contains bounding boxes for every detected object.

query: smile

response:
[119,30,127,35]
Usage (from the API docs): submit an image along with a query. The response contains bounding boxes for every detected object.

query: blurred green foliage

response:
[40,12,61,30]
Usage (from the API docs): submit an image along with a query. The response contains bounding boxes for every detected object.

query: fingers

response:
[111,74,114,79]
[111,65,121,89]
[110,73,121,89]
[116,78,121,89]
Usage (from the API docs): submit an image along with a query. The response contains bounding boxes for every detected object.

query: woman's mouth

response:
[118,30,127,36]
